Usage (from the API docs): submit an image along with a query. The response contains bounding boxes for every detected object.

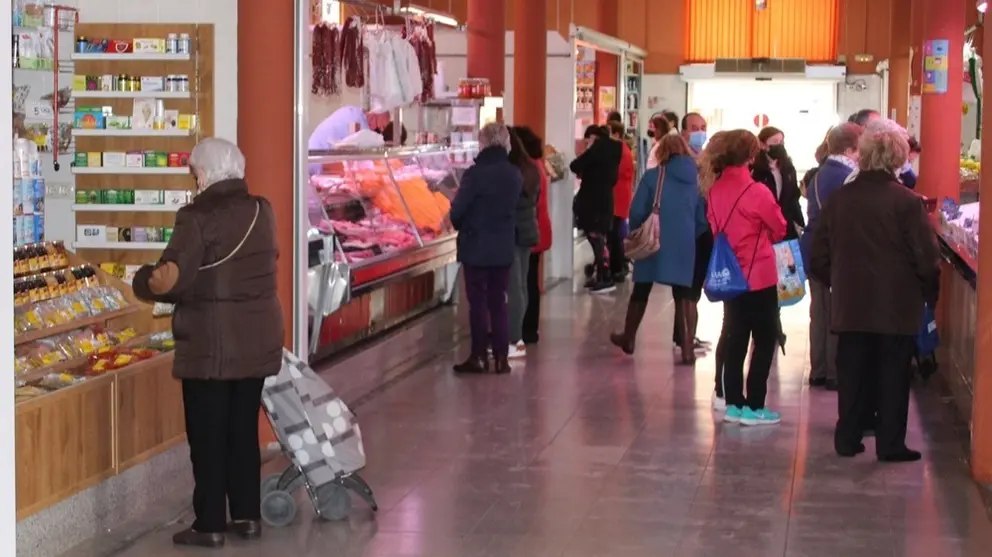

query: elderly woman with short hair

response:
[450,123,523,374]
[810,119,940,463]
[133,138,284,548]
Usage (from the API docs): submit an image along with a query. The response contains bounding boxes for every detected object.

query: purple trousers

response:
[463,265,511,358]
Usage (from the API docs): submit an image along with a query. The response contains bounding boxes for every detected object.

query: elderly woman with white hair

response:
[809,119,939,463]
[450,123,523,374]
[133,138,283,548]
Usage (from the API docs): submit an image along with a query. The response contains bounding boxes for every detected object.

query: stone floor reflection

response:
[73,282,992,556]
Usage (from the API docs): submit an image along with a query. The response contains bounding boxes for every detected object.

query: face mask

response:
[646,129,655,139]
[768,144,788,160]
[688,131,707,151]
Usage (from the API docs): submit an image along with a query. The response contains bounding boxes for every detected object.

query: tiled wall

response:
[69,0,238,140]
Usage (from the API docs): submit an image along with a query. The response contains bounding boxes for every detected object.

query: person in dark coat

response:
[800,123,863,391]
[450,123,522,374]
[132,138,284,549]
[513,126,553,346]
[899,136,921,189]
[610,134,707,363]
[506,127,540,359]
[809,119,940,463]
[571,124,622,293]
[752,126,805,354]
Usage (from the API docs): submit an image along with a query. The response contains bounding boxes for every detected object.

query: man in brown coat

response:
[133,138,283,548]
[810,119,939,463]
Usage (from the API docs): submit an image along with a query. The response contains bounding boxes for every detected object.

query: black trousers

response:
[182,378,265,533]
[835,332,913,456]
[607,216,627,275]
[630,281,653,302]
[721,287,778,410]
[522,252,542,343]
[715,305,728,397]
[586,231,610,281]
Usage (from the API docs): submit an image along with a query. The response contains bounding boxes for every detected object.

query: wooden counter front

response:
[15,353,183,519]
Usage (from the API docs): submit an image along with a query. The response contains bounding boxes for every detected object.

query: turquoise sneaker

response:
[740,407,781,426]
[724,405,743,424]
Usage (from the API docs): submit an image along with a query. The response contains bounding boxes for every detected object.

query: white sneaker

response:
[712,393,726,411]
[507,342,527,359]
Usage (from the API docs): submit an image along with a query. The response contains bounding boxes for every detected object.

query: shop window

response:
[686,0,839,62]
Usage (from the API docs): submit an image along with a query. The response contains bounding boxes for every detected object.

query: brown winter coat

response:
[133,178,284,380]
[809,169,940,336]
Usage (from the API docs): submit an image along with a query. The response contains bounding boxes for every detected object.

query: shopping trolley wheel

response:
[315,483,352,521]
[260,491,297,528]
[260,473,281,498]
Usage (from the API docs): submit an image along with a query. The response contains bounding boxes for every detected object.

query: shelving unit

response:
[72,90,191,99]
[72,128,191,137]
[71,52,190,61]
[72,166,190,175]
[71,23,214,270]
[72,204,180,212]
[73,241,169,250]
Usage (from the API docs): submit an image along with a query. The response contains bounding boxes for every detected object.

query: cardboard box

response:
[105,226,119,242]
[164,190,189,207]
[140,76,165,92]
[125,152,144,167]
[100,189,122,204]
[106,115,130,130]
[86,152,102,167]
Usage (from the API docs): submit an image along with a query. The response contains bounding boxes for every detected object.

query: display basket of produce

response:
[257,348,378,528]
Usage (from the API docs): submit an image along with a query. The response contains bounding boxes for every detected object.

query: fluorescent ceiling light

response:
[397,5,459,27]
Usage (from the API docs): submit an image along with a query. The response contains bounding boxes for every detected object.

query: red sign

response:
[753,114,770,128]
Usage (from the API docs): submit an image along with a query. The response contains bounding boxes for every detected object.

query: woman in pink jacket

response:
[706,130,787,426]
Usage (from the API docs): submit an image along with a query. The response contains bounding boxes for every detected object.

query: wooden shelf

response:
[74,241,168,250]
[72,128,191,137]
[15,305,142,347]
[73,204,182,212]
[72,90,191,99]
[71,53,190,61]
[72,166,189,175]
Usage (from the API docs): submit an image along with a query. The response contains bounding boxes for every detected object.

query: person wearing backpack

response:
[609,134,707,360]
[705,130,787,426]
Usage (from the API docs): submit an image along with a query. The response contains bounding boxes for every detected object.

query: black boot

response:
[454,355,488,374]
[173,528,225,549]
[610,300,648,355]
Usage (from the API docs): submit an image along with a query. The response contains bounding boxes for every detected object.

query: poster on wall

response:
[922,39,950,94]
[598,86,616,124]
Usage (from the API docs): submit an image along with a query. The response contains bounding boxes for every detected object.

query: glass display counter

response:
[304,144,477,359]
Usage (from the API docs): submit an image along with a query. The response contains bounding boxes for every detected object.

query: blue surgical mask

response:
[689,131,707,151]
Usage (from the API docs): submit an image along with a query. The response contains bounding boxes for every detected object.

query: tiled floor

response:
[75,282,992,556]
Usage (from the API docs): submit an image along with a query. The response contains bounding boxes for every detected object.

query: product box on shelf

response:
[74,107,106,129]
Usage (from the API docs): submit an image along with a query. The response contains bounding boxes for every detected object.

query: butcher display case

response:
[304,143,478,359]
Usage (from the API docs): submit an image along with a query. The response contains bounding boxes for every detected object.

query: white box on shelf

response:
[135,190,165,205]
[77,224,107,243]
[72,90,190,99]
[164,190,190,208]
[103,152,126,167]
[106,226,120,242]
[125,153,144,167]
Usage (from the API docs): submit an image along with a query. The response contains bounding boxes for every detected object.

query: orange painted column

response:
[467,0,506,95]
[238,0,294,447]
[887,0,911,125]
[512,0,546,134]
[972,11,992,486]
[916,0,964,202]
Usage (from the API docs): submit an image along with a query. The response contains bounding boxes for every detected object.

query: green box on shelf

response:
[100,189,122,204]
[143,151,158,167]
[74,190,91,204]
[74,152,88,167]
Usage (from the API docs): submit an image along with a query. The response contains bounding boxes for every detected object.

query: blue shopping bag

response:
[774,239,807,307]
[916,304,939,355]
[703,232,750,302]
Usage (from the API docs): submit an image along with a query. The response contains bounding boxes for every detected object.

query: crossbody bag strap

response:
[200,200,261,270]
[651,166,665,210]
[813,173,823,211]
[715,182,755,233]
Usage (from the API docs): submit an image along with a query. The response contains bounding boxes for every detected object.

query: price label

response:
[451,106,478,128]
[76,225,107,243]
[27,101,55,119]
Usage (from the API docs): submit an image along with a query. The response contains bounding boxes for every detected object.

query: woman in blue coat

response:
[610,134,709,363]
